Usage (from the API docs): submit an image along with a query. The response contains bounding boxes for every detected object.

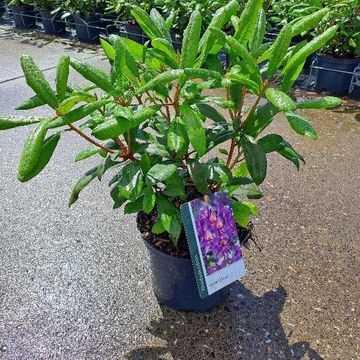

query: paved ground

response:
[0,27,359,360]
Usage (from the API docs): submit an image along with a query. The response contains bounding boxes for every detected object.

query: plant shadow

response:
[126,284,324,360]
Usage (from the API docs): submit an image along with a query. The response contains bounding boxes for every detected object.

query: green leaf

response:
[195,103,226,122]
[0,116,43,131]
[231,199,252,228]
[131,6,164,40]
[281,60,305,93]
[163,173,186,199]
[267,24,293,78]
[180,9,202,69]
[143,187,156,214]
[15,95,46,111]
[225,72,261,94]
[180,105,206,157]
[258,133,304,170]
[20,132,61,182]
[75,146,101,162]
[57,93,96,115]
[92,105,160,140]
[20,55,59,110]
[150,8,172,42]
[49,99,110,129]
[18,119,51,182]
[297,96,342,109]
[167,118,188,158]
[291,8,328,37]
[240,133,267,185]
[208,162,232,183]
[233,184,263,199]
[285,113,318,140]
[136,69,184,94]
[234,0,264,45]
[152,38,176,61]
[56,55,70,101]
[249,7,266,51]
[118,163,143,200]
[147,163,177,183]
[156,193,182,245]
[282,25,338,77]
[114,37,127,90]
[69,58,113,93]
[265,88,296,112]
[68,166,99,206]
[198,0,240,65]
[226,36,259,76]
[187,161,208,194]
[100,37,116,60]
[124,197,144,214]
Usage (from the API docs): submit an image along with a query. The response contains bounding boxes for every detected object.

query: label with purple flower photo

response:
[180,191,246,299]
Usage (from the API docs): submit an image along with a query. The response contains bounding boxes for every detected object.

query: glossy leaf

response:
[286,112,318,140]
[180,9,202,69]
[265,88,296,112]
[180,105,206,157]
[240,133,267,185]
[20,55,59,110]
[147,163,177,183]
[0,116,43,131]
[187,161,208,194]
[69,166,99,206]
[56,55,70,101]
[167,119,188,158]
[297,96,342,109]
[70,58,113,93]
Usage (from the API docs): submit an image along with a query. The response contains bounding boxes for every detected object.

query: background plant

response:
[315,0,360,58]
[0,0,341,248]
[61,0,108,18]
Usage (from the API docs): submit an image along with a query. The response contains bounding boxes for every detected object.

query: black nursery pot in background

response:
[315,54,360,96]
[39,10,65,35]
[0,0,5,15]
[72,13,110,43]
[10,5,36,29]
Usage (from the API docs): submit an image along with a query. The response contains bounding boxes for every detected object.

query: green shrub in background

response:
[316,0,360,58]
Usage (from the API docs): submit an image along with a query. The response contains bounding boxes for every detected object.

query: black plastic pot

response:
[0,0,5,15]
[121,23,146,44]
[144,240,229,312]
[315,54,360,96]
[10,5,36,29]
[73,13,110,43]
[38,10,65,35]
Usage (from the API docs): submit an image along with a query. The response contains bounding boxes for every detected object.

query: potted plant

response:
[106,0,153,44]
[0,0,341,312]
[7,0,37,29]
[35,0,66,35]
[314,0,360,96]
[62,0,110,42]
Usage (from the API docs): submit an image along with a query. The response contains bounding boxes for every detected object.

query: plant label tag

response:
[181,191,246,299]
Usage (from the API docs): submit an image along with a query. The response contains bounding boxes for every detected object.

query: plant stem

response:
[68,124,115,154]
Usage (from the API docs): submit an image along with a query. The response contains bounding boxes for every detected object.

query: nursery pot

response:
[72,13,109,43]
[10,5,36,29]
[0,0,5,15]
[144,239,229,312]
[315,54,360,96]
[39,10,65,35]
[122,23,146,44]
[137,214,229,312]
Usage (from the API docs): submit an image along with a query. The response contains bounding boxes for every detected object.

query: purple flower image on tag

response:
[190,192,243,275]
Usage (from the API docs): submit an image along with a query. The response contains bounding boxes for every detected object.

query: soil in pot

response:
[10,5,36,29]
[137,189,252,312]
[38,10,65,35]
[315,54,360,96]
[73,13,111,43]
